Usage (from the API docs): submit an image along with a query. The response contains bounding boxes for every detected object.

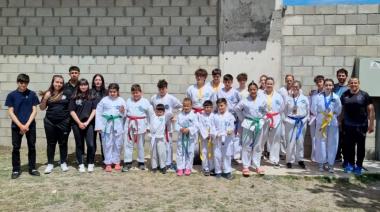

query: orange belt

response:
[266,112,280,128]
[127,115,146,143]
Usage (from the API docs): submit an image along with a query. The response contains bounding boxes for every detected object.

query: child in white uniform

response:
[186,68,214,113]
[312,79,342,173]
[235,81,268,176]
[283,81,309,169]
[150,79,182,169]
[95,83,126,172]
[175,98,199,176]
[123,84,151,172]
[208,68,223,94]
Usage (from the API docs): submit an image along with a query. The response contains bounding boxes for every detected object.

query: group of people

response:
[6,66,375,180]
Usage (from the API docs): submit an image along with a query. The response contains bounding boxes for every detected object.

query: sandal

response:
[255,167,265,175]
[242,168,250,177]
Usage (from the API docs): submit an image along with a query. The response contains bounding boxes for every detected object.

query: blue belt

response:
[288,116,306,142]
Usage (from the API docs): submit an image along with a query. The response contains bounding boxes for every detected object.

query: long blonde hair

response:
[39,75,65,102]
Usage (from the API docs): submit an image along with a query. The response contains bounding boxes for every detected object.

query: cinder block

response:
[163,26,180,36]
[9,0,24,7]
[80,17,96,26]
[134,17,151,26]
[324,36,345,45]
[115,0,133,6]
[115,17,132,26]
[303,36,323,45]
[145,26,161,36]
[97,0,115,7]
[209,16,217,26]
[91,46,108,55]
[108,27,124,36]
[36,8,53,16]
[163,46,181,55]
[2,8,17,16]
[127,46,144,55]
[79,37,96,45]
[153,0,170,6]
[346,14,367,24]
[97,36,114,45]
[190,17,208,26]
[97,17,114,26]
[294,26,314,35]
[61,37,78,45]
[26,0,42,7]
[293,46,315,56]
[43,17,60,26]
[171,36,189,45]
[200,26,216,36]
[282,46,293,56]
[37,46,54,55]
[163,7,180,16]
[315,6,336,14]
[315,25,335,35]
[38,27,54,36]
[90,8,106,16]
[293,6,315,15]
[357,25,378,35]
[62,0,78,7]
[25,55,43,64]
[3,27,19,36]
[115,36,132,45]
[207,36,217,45]
[313,66,333,76]
[126,65,144,74]
[282,26,293,35]
[345,35,366,45]
[20,27,36,36]
[334,46,356,56]
[304,15,324,25]
[336,25,356,35]
[61,17,78,26]
[8,17,24,26]
[283,16,303,25]
[171,0,188,6]
[78,56,96,64]
[126,7,144,16]
[303,56,323,66]
[133,37,151,45]
[368,35,380,45]
[324,56,344,66]
[190,36,207,45]
[55,27,71,36]
[144,65,162,74]
[325,15,345,24]
[314,46,334,56]
[152,37,169,45]
[182,26,200,36]
[292,66,313,76]
[107,7,124,16]
[72,8,88,16]
[54,8,71,16]
[91,27,107,36]
[126,27,143,35]
[201,6,217,16]
[19,8,35,16]
[144,7,162,16]
[337,5,357,14]
[79,0,96,7]
[368,14,380,24]
[358,4,379,14]
[60,56,79,65]
[108,65,125,73]
[145,46,163,55]
[42,55,60,64]
[283,36,303,45]
[181,6,199,16]
[55,46,72,55]
[190,0,208,6]
[283,56,302,66]
[152,17,169,26]
[72,27,89,36]
[43,0,60,7]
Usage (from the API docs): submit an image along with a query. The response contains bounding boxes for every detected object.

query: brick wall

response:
[282,4,380,159]
[0,0,218,56]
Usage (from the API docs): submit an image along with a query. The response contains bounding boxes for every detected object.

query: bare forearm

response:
[25,107,37,127]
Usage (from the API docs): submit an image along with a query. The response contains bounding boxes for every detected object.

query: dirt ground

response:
[1,145,379,212]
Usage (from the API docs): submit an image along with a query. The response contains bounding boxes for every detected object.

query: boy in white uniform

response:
[236,73,249,99]
[208,68,223,94]
[95,83,126,172]
[147,104,173,174]
[150,79,182,169]
[175,98,199,176]
[123,84,151,172]
[186,68,214,113]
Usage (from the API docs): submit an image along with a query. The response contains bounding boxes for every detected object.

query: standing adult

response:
[333,68,348,162]
[341,78,375,175]
[64,66,80,98]
[90,74,107,162]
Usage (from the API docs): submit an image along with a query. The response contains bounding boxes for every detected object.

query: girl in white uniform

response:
[95,83,126,172]
[123,84,151,171]
[175,98,199,176]
[234,81,267,176]
[312,79,342,173]
[150,79,182,169]
[212,98,235,179]
[262,77,284,167]
[283,81,309,169]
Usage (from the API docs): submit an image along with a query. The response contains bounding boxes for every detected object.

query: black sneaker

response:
[151,168,157,173]
[138,162,145,170]
[298,161,306,169]
[29,169,40,176]
[210,169,216,176]
[286,163,292,169]
[203,170,210,176]
[273,163,280,168]
[224,172,233,180]
[161,167,167,174]
[11,171,20,179]
[215,173,222,179]
[122,162,132,172]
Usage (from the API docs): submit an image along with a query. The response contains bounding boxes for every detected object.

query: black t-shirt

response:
[69,97,96,122]
[90,88,107,106]
[45,90,71,124]
[341,90,372,127]
[64,82,77,99]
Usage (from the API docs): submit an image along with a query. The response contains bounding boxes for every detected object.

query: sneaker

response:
[328,166,334,173]
[60,163,69,172]
[203,170,210,176]
[354,166,362,176]
[256,167,265,175]
[224,172,233,180]
[152,168,158,173]
[105,165,112,172]
[242,168,250,177]
[176,169,183,176]
[298,161,306,169]
[79,164,86,173]
[44,164,54,174]
[138,162,145,170]
[344,163,354,173]
[114,163,121,171]
[29,169,40,176]
[273,163,280,168]
[319,164,324,172]
[11,171,21,179]
[122,163,132,172]
[161,167,167,174]
[286,163,292,169]
[88,164,94,173]
[215,173,222,178]
[184,169,191,176]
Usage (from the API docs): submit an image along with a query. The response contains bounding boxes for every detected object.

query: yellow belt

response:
[320,112,333,138]
[199,129,213,161]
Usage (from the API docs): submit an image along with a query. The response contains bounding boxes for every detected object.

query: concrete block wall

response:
[282,4,380,159]
[0,0,218,56]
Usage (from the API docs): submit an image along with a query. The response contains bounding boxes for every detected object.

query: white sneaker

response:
[79,164,86,173]
[60,163,69,172]
[88,164,94,173]
[44,164,54,174]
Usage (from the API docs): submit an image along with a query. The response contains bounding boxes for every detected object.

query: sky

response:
[284,0,380,5]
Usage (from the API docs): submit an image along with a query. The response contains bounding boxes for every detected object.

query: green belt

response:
[242,117,262,148]
[102,114,122,134]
